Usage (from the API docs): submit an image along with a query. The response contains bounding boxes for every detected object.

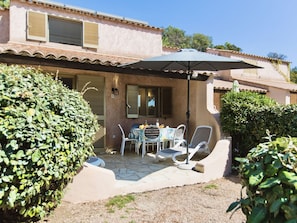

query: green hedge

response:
[227,137,297,222]
[0,64,99,222]
[220,91,281,157]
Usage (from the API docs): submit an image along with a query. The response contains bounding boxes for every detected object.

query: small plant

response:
[227,136,297,222]
[203,183,218,190]
[105,194,135,213]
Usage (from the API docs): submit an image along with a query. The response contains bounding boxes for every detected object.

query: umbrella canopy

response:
[121,49,261,165]
[122,48,261,73]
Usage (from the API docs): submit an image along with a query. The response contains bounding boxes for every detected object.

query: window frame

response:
[48,16,83,46]
[126,84,172,119]
[26,11,99,49]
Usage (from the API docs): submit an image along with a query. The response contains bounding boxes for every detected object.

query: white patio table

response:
[131,126,176,157]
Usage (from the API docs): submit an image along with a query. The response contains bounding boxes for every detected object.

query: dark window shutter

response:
[161,87,172,117]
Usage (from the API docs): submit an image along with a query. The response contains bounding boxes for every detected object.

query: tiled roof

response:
[207,48,291,65]
[214,79,267,93]
[234,77,297,92]
[0,43,138,66]
[0,43,211,80]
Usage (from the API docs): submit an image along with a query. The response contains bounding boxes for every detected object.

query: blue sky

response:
[55,0,297,68]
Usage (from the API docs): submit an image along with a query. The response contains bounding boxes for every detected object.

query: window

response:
[27,11,99,49]
[59,77,75,89]
[126,85,172,118]
[49,17,82,46]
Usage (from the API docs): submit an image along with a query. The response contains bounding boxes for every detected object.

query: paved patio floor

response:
[63,145,230,203]
[98,151,207,193]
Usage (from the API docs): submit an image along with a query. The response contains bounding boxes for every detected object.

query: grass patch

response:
[105,194,135,213]
[203,183,218,190]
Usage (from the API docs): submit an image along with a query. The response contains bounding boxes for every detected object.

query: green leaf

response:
[32,150,41,162]
[249,169,264,186]
[259,177,281,189]
[282,204,297,220]
[226,200,240,212]
[16,150,25,159]
[0,189,4,199]
[26,108,35,117]
[285,219,297,223]
[8,189,17,207]
[2,175,13,183]
[270,198,286,214]
[248,206,267,223]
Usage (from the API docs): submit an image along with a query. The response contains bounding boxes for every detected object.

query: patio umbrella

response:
[120,49,261,166]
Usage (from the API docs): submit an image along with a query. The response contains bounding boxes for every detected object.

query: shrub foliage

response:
[0,64,99,222]
[227,137,297,222]
[220,91,280,157]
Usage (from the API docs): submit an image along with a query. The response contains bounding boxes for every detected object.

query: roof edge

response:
[17,0,162,31]
[207,48,291,65]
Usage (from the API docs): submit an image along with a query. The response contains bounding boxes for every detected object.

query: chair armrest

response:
[172,139,187,148]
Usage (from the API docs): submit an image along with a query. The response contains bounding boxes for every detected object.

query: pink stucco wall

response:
[0,9,9,43]
[9,0,162,58]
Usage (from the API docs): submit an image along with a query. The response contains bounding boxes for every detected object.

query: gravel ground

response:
[39,175,246,223]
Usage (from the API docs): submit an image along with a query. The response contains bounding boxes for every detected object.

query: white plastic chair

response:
[118,124,137,156]
[172,124,186,146]
[142,125,161,158]
[155,125,212,164]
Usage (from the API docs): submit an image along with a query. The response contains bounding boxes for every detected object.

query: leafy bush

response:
[220,91,278,158]
[0,64,99,222]
[227,136,297,222]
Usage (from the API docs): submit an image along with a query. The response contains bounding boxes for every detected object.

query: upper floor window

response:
[126,85,172,118]
[27,11,98,49]
[48,17,82,46]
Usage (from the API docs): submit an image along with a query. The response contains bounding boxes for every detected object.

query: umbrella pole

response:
[186,72,191,165]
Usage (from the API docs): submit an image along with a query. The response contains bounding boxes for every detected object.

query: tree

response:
[267,52,287,60]
[162,26,190,49]
[162,26,213,51]
[291,66,297,83]
[214,42,242,52]
[191,33,213,52]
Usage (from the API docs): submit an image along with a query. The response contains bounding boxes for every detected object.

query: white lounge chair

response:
[155,125,212,164]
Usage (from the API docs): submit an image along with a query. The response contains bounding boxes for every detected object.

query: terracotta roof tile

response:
[207,48,291,65]
[234,77,297,92]
[214,79,267,93]
[0,43,138,66]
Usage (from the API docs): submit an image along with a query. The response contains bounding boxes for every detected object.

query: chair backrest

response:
[118,124,126,139]
[189,125,212,148]
[174,124,186,141]
[144,125,160,141]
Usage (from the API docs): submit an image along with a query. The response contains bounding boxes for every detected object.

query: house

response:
[207,48,297,110]
[1,0,295,156]
[2,0,219,153]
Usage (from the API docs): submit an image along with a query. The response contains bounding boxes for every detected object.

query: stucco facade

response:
[207,48,297,106]
[7,1,162,59]
[1,0,219,153]
[1,0,295,156]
